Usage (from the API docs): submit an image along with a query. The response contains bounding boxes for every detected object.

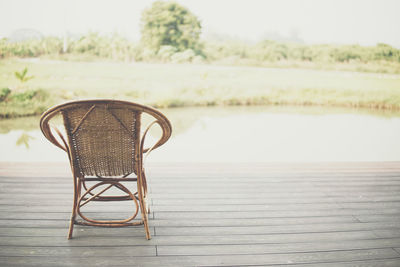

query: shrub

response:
[157,45,178,61]
[10,90,37,102]
[171,49,196,63]
[0,88,11,102]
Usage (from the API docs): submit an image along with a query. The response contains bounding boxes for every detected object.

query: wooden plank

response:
[4,204,399,215]
[0,203,348,211]
[0,227,155,237]
[147,216,359,227]
[355,215,400,223]
[154,192,400,198]
[0,248,398,267]
[0,217,150,227]
[373,230,400,238]
[0,231,377,246]
[139,184,396,191]
[0,246,156,257]
[4,180,400,187]
[0,197,348,205]
[0,242,399,260]
[3,207,398,220]
[282,259,400,267]
[0,212,154,220]
[0,210,399,222]
[0,215,359,226]
[151,197,400,205]
[153,222,400,236]
[1,193,399,202]
[0,183,400,193]
[0,216,359,228]
[8,187,400,194]
[157,238,400,256]
[1,203,360,212]
[154,209,400,219]
[338,202,400,209]
[0,191,330,198]
[151,203,400,212]
[152,193,400,200]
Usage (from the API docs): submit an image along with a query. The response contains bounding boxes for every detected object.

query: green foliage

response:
[202,40,400,72]
[0,34,137,61]
[0,37,63,58]
[140,1,201,52]
[10,89,37,101]
[68,32,138,61]
[0,88,11,102]
[157,45,178,61]
[0,88,53,118]
[14,67,34,83]
[1,32,400,73]
[373,43,400,62]
[171,49,196,63]
[3,88,47,103]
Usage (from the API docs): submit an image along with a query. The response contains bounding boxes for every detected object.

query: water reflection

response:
[1,106,400,162]
[16,132,35,149]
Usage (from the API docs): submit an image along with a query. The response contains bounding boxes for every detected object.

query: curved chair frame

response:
[40,99,172,239]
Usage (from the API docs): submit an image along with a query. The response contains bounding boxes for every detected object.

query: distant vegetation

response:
[1,34,400,73]
[1,0,399,73]
[0,1,399,118]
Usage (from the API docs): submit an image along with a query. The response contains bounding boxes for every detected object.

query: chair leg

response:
[143,195,151,215]
[138,192,151,239]
[141,171,151,215]
[67,213,75,239]
[141,201,151,240]
[68,178,81,239]
[138,174,151,240]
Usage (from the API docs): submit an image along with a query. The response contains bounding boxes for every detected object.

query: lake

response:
[1,106,400,162]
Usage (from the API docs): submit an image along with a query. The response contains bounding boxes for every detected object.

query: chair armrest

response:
[41,123,68,153]
[139,120,166,168]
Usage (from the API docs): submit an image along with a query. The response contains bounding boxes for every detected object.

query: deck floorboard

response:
[0,162,399,266]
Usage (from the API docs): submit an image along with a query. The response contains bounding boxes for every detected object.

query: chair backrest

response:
[40,100,172,177]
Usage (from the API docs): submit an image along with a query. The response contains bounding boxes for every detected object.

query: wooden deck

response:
[1,162,400,266]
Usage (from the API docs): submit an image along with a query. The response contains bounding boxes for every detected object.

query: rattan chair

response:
[40,99,172,240]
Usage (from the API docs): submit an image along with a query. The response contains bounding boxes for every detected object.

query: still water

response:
[1,106,400,162]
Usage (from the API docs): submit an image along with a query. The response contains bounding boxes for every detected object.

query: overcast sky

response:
[1,0,399,47]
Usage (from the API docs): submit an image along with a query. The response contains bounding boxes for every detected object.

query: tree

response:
[140,1,201,52]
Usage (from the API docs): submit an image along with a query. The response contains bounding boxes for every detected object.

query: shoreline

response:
[1,59,399,118]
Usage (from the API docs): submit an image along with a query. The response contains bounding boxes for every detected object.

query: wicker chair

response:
[40,100,172,240]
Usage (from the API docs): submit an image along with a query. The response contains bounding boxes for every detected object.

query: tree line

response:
[1,34,399,62]
[1,1,399,70]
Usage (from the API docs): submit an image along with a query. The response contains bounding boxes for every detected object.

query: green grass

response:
[0,58,399,118]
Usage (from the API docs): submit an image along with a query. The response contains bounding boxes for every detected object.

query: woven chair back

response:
[41,100,171,179]
[62,103,140,177]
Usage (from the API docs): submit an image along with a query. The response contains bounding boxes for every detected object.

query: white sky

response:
[0,0,399,47]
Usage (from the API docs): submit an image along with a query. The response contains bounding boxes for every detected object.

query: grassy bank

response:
[1,59,400,118]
